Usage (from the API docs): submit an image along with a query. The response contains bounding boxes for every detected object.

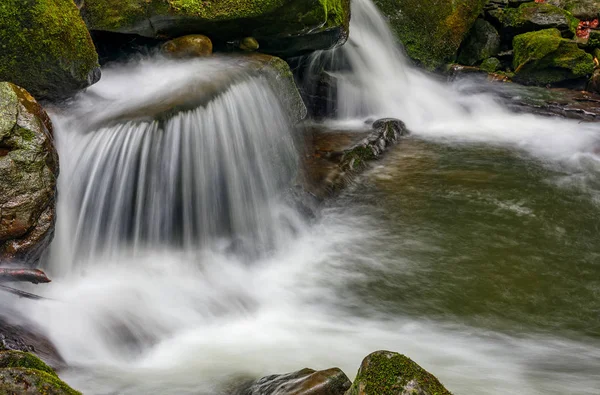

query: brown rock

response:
[0,82,58,265]
[162,35,213,58]
[240,367,351,395]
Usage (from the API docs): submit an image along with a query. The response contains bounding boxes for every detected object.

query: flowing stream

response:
[5,0,600,394]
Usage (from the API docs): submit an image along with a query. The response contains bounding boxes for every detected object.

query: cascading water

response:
[49,56,303,270]
[304,0,600,171]
[5,0,600,394]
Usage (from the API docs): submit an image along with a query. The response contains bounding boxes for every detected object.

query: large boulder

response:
[0,83,59,265]
[374,0,486,70]
[0,0,100,101]
[498,2,579,41]
[79,0,351,57]
[457,19,501,66]
[513,28,595,85]
[345,351,451,395]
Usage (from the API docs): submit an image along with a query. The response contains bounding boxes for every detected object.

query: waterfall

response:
[303,0,600,168]
[49,56,302,270]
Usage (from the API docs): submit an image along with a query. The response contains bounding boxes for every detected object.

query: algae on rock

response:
[373,0,486,70]
[499,2,579,40]
[513,28,594,85]
[0,0,100,100]
[345,350,452,395]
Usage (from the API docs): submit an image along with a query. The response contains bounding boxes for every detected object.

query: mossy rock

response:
[548,0,600,20]
[480,57,502,72]
[0,368,80,394]
[0,351,56,377]
[0,82,58,265]
[500,2,579,41]
[0,0,100,101]
[345,351,451,395]
[373,0,486,70]
[588,29,600,48]
[457,18,501,66]
[80,0,351,57]
[513,28,595,85]
[162,34,213,58]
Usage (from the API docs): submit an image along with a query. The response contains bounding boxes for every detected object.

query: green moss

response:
[0,351,57,376]
[0,368,80,394]
[501,3,579,37]
[0,0,99,100]
[513,28,594,85]
[347,351,451,395]
[374,0,486,70]
[480,57,501,72]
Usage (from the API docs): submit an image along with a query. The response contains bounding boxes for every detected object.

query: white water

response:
[308,0,600,170]
[5,0,600,394]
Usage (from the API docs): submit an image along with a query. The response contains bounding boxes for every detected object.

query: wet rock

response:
[587,29,600,48]
[238,368,351,395]
[0,83,59,265]
[548,0,600,20]
[80,0,351,57]
[0,0,100,101]
[340,118,408,171]
[458,19,501,66]
[480,57,502,72]
[0,368,80,394]
[162,34,213,58]
[374,0,486,70]
[245,54,308,123]
[345,351,451,395]
[587,68,600,92]
[512,28,594,85]
[240,37,260,52]
[0,314,65,370]
[499,2,579,41]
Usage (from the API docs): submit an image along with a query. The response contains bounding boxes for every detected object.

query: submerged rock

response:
[374,0,486,69]
[513,28,594,85]
[0,83,59,265]
[0,0,100,100]
[80,0,351,57]
[345,351,451,395]
[238,368,351,395]
[162,34,213,58]
[457,19,501,66]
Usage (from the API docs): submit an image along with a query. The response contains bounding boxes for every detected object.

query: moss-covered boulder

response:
[499,2,579,41]
[0,368,80,394]
[548,0,600,20]
[80,0,350,57]
[0,351,57,376]
[513,28,594,85]
[345,351,451,395]
[457,19,501,66]
[0,82,58,265]
[162,34,213,58]
[0,0,100,101]
[374,0,486,70]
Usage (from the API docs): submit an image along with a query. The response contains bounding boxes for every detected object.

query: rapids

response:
[4,0,600,394]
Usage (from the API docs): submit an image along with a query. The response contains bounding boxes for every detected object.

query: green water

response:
[335,138,600,339]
